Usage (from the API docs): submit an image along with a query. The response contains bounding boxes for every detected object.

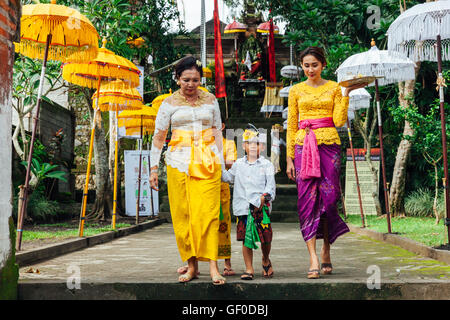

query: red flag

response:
[214,0,227,98]
[268,17,276,82]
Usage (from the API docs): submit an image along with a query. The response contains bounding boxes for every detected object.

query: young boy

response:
[221,124,276,280]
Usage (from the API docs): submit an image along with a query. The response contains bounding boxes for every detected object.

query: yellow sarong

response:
[217,138,237,260]
[167,129,221,262]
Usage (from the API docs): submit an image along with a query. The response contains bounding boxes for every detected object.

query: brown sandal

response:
[262,260,274,278]
[223,268,236,276]
[240,272,254,280]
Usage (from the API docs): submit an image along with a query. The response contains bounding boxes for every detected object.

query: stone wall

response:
[38,100,76,194]
[0,0,20,300]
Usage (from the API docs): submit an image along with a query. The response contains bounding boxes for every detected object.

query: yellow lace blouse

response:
[286,80,349,159]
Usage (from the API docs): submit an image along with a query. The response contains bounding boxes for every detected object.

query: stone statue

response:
[238,26,264,81]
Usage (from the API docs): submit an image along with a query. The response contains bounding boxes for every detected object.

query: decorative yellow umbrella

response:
[62,38,141,237]
[92,80,143,112]
[203,67,212,78]
[150,89,172,112]
[91,80,143,230]
[16,0,99,62]
[14,0,99,251]
[118,106,157,223]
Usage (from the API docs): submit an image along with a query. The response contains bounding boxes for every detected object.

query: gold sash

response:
[169,128,220,179]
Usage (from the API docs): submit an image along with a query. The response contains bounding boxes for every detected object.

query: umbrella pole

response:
[16,33,52,251]
[147,134,155,219]
[436,35,450,243]
[79,77,101,237]
[112,109,119,230]
[235,36,239,74]
[136,116,143,224]
[346,119,365,228]
[375,80,392,233]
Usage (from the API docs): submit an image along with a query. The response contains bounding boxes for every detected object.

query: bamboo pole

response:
[436,35,450,243]
[374,80,392,233]
[79,76,102,237]
[346,119,366,227]
[16,34,52,251]
[112,109,119,230]
[135,115,143,225]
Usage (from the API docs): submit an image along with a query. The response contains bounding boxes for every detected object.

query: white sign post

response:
[344,148,380,216]
[124,150,158,216]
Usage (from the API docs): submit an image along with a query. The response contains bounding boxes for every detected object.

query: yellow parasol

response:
[62,38,140,89]
[14,0,99,251]
[92,80,143,112]
[15,0,99,62]
[91,80,143,230]
[62,38,141,237]
[150,89,172,112]
[203,67,212,78]
[118,106,157,223]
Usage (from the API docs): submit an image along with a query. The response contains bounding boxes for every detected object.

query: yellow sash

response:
[169,128,220,179]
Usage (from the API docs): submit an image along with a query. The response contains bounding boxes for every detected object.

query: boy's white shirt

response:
[221,154,276,217]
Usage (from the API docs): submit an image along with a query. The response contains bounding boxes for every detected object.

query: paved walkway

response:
[18,222,450,299]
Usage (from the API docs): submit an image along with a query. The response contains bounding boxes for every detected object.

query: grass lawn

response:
[22,222,132,242]
[345,215,448,248]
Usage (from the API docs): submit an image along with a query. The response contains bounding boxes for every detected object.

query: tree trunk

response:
[389,62,420,216]
[87,107,113,221]
[108,111,125,217]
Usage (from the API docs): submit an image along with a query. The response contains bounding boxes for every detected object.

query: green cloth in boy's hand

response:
[244,210,261,250]
[262,205,270,224]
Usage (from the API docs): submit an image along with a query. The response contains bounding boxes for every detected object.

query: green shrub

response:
[404,188,445,219]
[13,189,63,223]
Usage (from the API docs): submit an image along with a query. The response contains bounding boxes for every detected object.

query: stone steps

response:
[18,281,450,300]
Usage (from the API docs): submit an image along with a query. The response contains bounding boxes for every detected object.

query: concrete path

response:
[18,222,450,300]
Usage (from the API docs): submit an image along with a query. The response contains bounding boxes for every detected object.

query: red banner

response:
[268,18,276,83]
[214,0,227,98]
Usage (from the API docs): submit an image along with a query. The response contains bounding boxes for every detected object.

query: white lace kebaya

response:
[150,89,223,175]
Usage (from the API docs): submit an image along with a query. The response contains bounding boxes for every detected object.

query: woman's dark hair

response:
[299,46,327,67]
[174,56,203,79]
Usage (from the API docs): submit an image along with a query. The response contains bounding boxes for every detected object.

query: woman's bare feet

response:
[210,260,226,285]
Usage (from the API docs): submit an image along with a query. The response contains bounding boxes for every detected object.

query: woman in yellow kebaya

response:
[149,56,226,285]
[286,47,364,279]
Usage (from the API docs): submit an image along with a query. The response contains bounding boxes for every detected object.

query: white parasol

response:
[387,0,450,243]
[336,40,416,233]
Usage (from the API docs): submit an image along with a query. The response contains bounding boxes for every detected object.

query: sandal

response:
[178,272,197,283]
[262,260,274,278]
[223,267,236,277]
[307,269,320,279]
[321,263,333,275]
[240,272,254,280]
[212,274,226,286]
[177,265,200,276]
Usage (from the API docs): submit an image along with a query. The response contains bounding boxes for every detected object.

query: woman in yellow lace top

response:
[286,47,364,279]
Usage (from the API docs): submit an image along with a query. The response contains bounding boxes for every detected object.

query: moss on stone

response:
[0,217,19,300]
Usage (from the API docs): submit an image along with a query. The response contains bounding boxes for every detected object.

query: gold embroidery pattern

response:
[169,89,215,107]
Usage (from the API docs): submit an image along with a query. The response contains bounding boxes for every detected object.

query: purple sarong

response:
[294,143,349,244]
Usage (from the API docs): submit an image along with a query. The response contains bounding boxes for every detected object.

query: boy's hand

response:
[259,195,265,209]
